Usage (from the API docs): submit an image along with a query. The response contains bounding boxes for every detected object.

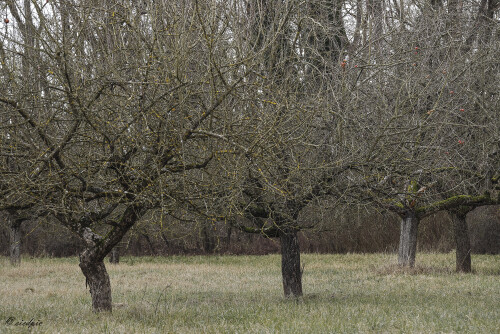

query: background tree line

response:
[1,0,498,312]
[1,205,498,255]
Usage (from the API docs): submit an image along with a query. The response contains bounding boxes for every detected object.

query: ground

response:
[0,253,499,333]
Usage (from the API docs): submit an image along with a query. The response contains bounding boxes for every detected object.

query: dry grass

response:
[0,253,499,333]
[373,263,454,275]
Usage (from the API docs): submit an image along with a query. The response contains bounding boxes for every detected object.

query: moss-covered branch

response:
[416,194,498,218]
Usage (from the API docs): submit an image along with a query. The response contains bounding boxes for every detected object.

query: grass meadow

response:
[0,253,499,333]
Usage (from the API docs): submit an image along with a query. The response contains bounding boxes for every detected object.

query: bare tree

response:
[0,0,48,266]
[342,0,499,268]
[0,0,285,311]
[227,0,358,297]
[1,0,498,312]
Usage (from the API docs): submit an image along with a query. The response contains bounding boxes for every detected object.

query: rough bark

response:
[76,206,140,312]
[279,228,303,297]
[451,211,472,273]
[10,217,22,266]
[80,254,112,312]
[398,211,419,267]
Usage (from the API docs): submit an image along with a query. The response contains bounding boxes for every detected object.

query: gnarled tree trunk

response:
[451,211,471,273]
[75,206,140,312]
[80,252,112,312]
[279,227,302,297]
[398,211,419,267]
[10,216,22,266]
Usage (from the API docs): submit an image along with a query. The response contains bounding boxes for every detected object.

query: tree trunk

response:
[225,226,232,252]
[76,205,142,312]
[80,254,112,312]
[202,224,216,253]
[279,228,302,297]
[109,247,120,264]
[398,211,419,267]
[160,232,170,253]
[451,211,472,273]
[10,217,22,266]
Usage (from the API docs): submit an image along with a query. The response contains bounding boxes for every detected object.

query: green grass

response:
[0,253,499,333]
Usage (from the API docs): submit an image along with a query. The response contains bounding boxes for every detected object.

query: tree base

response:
[10,218,22,266]
[280,229,303,297]
[398,212,419,267]
[80,254,113,312]
[451,211,472,273]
